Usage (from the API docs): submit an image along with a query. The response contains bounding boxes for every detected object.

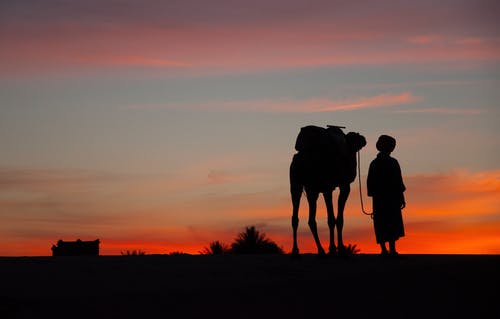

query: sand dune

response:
[1,254,498,318]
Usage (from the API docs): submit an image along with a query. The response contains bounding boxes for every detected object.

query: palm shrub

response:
[200,240,230,255]
[344,243,360,255]
[230,226,283,254]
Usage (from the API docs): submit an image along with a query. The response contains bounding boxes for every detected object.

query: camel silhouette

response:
[290,125,366,256]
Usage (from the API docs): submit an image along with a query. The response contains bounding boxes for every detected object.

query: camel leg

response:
[307,191,326,255]
[337,184,350,255]
[323,191,336,255]
[291,185,302,256]
[290,156,302,256]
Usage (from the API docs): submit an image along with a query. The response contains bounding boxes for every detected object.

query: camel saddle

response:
[295,125,346,155]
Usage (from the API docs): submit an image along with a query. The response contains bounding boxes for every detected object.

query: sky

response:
[1,0,499,256]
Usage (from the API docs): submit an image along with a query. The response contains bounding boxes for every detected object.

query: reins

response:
[357,150,373,218]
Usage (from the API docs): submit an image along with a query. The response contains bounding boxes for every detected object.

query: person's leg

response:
[389,241,398,255]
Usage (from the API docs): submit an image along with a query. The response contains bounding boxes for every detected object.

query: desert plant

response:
[169,251,190,256]
[121,249,146,256]
[200,240,231,255]
[343,243,360,256]
[230,226,284,254]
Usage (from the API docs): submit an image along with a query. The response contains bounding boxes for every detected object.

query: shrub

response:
[230,226,283,254]
[200,240,231,255]
[121,249,146,256]
[169,251,190,256]
[344,243,360,256]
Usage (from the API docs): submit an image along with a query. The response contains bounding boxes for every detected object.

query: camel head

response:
[345,132,367,153]
[341,132,367,184]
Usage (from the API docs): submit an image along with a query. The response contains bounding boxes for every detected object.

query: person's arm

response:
[395,160,406,193]
[395,159,406,208]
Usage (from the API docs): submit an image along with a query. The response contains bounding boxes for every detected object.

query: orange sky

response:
[1,169,498,256]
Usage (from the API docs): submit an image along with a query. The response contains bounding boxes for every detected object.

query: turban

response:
[376,135,396,153]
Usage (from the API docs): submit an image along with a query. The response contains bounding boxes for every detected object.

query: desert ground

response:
[1,254,498,318]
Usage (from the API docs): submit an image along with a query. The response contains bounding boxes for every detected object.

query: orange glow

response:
[1,169,499,256]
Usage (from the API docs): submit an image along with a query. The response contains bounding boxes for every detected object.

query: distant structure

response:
[51,239,100,256]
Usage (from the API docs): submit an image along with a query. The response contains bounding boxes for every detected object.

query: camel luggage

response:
[294,125,346,154]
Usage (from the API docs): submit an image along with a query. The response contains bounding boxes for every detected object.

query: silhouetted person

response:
[367,135,406,256]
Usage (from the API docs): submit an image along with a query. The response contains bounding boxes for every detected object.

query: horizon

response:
[1,0,499,256]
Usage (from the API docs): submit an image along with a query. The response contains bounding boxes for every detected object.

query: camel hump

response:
[294,125,346,154]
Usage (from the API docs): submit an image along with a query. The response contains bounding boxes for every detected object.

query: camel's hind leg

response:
[307,191,326,255]
[290,155,302,256]
[323,191,336,255]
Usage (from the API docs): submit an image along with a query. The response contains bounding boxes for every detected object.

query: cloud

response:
[0,168,121,192]
[406,35,442,44]
[308,92,418,112]
[73,55,192,67]
[407,169,500,198]
[394,107,484,115]
[128,92,419,113]
[2,1,500,74]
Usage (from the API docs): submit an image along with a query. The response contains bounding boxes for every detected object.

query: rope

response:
[357,151,373,218]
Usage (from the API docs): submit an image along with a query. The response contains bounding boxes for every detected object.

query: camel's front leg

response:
[323,191,336,255]
[291,185,302,256]
[337,184,351,255]
[307,191,326,255]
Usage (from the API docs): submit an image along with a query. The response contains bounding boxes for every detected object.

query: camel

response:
[290,125,366,256]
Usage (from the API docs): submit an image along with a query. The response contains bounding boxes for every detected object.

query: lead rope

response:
[357,151,373,218]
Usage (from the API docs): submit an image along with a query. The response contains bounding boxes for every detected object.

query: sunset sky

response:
[1,0,499,256]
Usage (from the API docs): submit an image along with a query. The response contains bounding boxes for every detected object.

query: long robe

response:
[367,153,406,243]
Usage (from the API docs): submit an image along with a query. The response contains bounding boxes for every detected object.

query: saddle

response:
[294,125,347,156]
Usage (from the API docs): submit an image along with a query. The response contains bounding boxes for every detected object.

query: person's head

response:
[376,135,396,154]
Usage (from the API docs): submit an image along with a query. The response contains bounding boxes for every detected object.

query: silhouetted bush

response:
[121,249,146,256]
[344,243,360,256]
[169,251,190,256]
[230,226,284,254]
[200,240,231,255]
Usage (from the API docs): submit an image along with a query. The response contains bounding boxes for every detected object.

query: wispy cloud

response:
[74,55,192,67]
[395,107,484,115]
[0,168,120,192]
[128,92,419,113]
[407,170,500,196]
[307,92,418,112]
[406,35,442,44]
[404,169,500,217]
